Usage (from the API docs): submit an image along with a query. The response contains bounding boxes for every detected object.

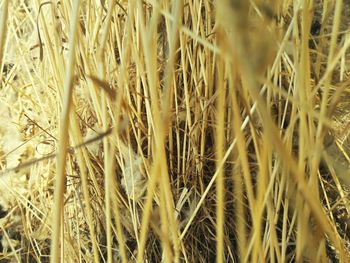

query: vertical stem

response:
[0,0,9,82]
[51,1,81,262]
[216,58,225,263]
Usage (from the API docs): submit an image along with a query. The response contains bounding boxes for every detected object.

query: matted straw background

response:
[1,0,350,262]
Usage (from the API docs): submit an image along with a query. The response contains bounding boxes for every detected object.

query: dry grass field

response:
[1,0,350,262]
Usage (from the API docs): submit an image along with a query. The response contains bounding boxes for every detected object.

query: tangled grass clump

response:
[0,0,350,262]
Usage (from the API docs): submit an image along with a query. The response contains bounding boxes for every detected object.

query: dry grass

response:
[1,0,350,262]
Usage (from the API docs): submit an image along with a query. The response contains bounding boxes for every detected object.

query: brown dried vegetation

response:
[0,0,350,262]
